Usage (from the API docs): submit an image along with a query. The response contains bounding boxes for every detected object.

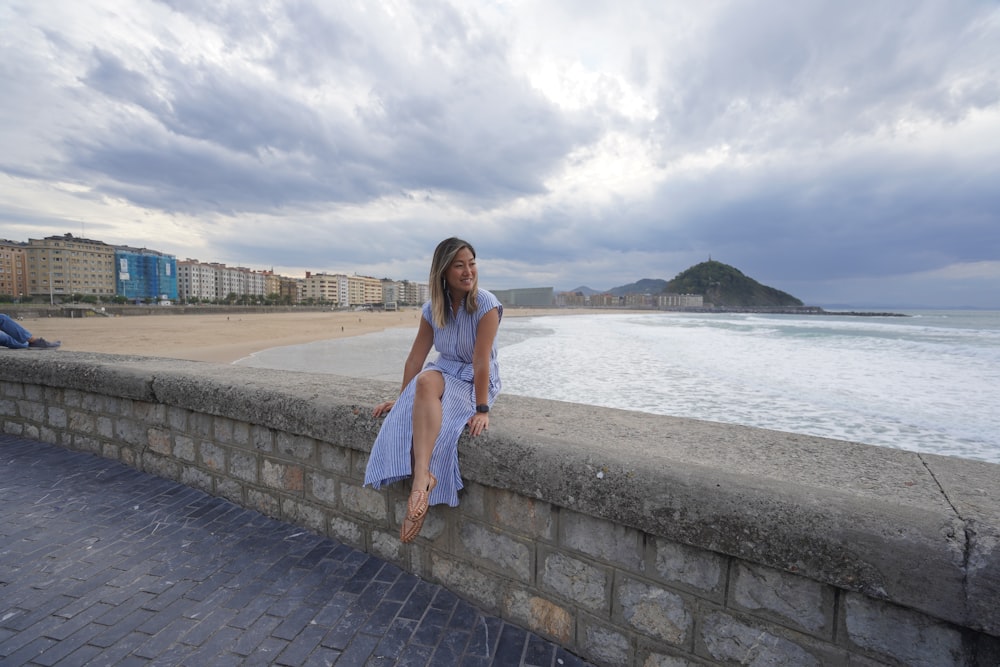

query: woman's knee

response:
[414,371,444,400]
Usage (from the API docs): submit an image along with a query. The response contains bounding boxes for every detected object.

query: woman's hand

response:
[467,412,489,437]
[372,400,396,418]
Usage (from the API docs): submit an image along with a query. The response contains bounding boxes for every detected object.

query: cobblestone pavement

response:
[0,435,592,667]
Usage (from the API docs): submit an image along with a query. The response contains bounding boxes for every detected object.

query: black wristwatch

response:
[476,404,490,413]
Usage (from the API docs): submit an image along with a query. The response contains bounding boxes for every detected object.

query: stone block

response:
[232,421,250,446]
[110,397,132,417]
[229,451,257,483]
[277,432,316,462]
[146,428,172,457]
[47,406,67,428]
[261,459,303,493]
[167,406,188,431]
[216,478,243,505]
[371,528,405,563]
[652,538,726,602]
[63,389,82,408]
[39,425,57,444]
[68,410,95,434]
[618,577,692,647]
[133,401,165,425]
[173,435,196,462]
[341,482,387,522]
[1,381,23,398]
[191,412,213,438]
[213,416,235,444]
[201,441,226,472]
[431,554,504,612]
[247,489,281,519]
[120,446,137,467]
[541,549,609,612]
[698,611,825,667]
[142,452,179,481]
[458,482,487,520]
[489,488,555,541]
[76,436,102,455]
[308,472,338,505]
[331,516,365,548]
[24,385,42,401]
[114,418,145,446]
[730,562,834,638]
[18,400,45,423]
[844,593,964,666]
[0,399,16,416]
[458,521,532,582]
[81,392,102,411]
[281,497,326,533]
[181,466,214,493]
[97,416,114,439]
[351,451,369,479]
[251,425,274,452]
[318,443,350,475]
[579,614,633,667]
[561,509,643,572]
[5,421,24,435]
[503,587,573,644]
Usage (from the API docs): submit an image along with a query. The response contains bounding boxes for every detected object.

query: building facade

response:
[400,280,428,305]
[656,293,704,308]
[177,260,219,301]
[115,247,178,302]
[491,287,555,308]
[301,272,347,305]
[26,234,116,301]
[0,240,29,300]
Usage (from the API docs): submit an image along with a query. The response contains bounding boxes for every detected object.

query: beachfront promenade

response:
[0,434,589,666]
[2,351,999,666]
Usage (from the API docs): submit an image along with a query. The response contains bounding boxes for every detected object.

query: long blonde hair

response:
[428,237,479,328]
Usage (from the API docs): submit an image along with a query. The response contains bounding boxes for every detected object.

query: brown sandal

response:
[400,512,426,543]
[400,474,437,543]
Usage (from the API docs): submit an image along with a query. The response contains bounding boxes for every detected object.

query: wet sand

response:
[20,308,587,364]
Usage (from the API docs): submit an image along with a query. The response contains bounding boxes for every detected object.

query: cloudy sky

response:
[2,1,998,308]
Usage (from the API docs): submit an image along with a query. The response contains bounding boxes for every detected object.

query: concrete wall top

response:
[3,351,997,637]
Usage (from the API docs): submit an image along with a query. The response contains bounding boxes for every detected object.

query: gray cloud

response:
[1,0,998,306]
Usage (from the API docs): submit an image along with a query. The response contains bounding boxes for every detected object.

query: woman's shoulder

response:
[476,288,500,307]
[476,289,503,318]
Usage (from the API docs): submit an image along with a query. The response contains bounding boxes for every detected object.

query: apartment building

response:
[0,239,29,300]
[400,280,428,305]
[175,260,268,302]
[177,259,219,301]
[26,234,116,299]
[115,246,178,302]
[349,275,383,307]
[491,287,554,307]
[261,271,299,303]
[657,293,704,308]
[301,272,347,305]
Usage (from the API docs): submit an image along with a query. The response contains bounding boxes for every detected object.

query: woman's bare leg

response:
[411,370,444,492]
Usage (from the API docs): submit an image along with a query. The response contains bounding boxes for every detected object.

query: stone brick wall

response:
[2,352,998,666]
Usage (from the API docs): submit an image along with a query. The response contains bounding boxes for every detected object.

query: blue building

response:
[115,247,178,302]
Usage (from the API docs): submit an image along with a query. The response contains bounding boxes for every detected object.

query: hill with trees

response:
[602,261,802,308]
[665,260,803,308]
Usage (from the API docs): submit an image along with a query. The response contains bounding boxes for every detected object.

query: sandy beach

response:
[17,307,579,364]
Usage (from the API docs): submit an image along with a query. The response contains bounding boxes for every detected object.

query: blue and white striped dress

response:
[364,289,503,507]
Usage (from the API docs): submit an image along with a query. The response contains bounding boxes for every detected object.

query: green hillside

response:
[608,278,668,297]
[666,261,803,308]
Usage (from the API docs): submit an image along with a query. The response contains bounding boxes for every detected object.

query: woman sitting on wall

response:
[364,237,502,543]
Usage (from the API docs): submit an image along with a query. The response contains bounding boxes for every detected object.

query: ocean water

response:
[234,310,1000,463]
